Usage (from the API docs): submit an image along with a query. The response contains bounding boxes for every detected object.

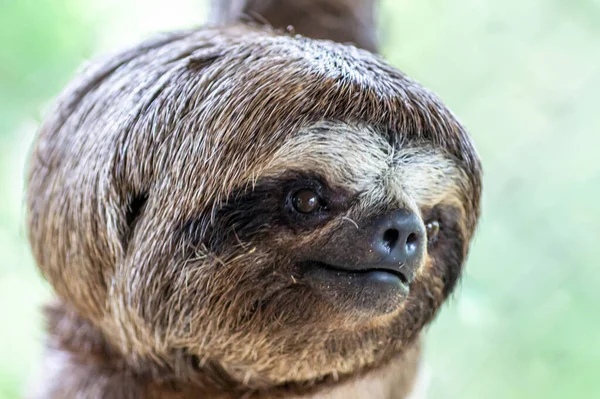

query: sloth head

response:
[27,27,481,393]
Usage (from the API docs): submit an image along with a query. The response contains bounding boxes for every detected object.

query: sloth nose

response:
[370,209,426,284]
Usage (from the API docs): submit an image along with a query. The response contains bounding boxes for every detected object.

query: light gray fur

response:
[264,121,468,216]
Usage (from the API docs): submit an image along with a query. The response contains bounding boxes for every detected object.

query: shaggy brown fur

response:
[26,1,482,398]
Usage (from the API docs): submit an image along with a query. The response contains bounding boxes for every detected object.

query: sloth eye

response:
[291,189,322,214]
[426,220,440,244]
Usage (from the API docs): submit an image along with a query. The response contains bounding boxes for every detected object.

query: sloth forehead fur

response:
[264,121,469,214]
[27,24,482,393]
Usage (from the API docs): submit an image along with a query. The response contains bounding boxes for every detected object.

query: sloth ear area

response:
[121,191,149,249]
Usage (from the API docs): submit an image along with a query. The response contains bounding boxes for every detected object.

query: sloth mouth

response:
[298,260,410,314]
[299,260,411,308]
[302,260,410,286]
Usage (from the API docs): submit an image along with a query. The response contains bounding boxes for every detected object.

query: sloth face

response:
[27,27,481,391]
[199,122,470,320]
[160,122,474,387]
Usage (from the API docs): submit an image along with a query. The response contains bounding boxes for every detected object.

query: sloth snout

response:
[370,209,426,284]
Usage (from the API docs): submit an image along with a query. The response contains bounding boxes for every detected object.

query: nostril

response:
[405,232,419,254]
[382,228,400,252]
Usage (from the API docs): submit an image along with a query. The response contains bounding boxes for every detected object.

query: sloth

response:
[26,0,481,398]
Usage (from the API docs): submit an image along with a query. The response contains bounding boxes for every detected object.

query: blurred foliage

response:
[0,0,598,398]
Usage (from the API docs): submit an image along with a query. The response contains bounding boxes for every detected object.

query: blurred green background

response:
[0,0,598,398]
